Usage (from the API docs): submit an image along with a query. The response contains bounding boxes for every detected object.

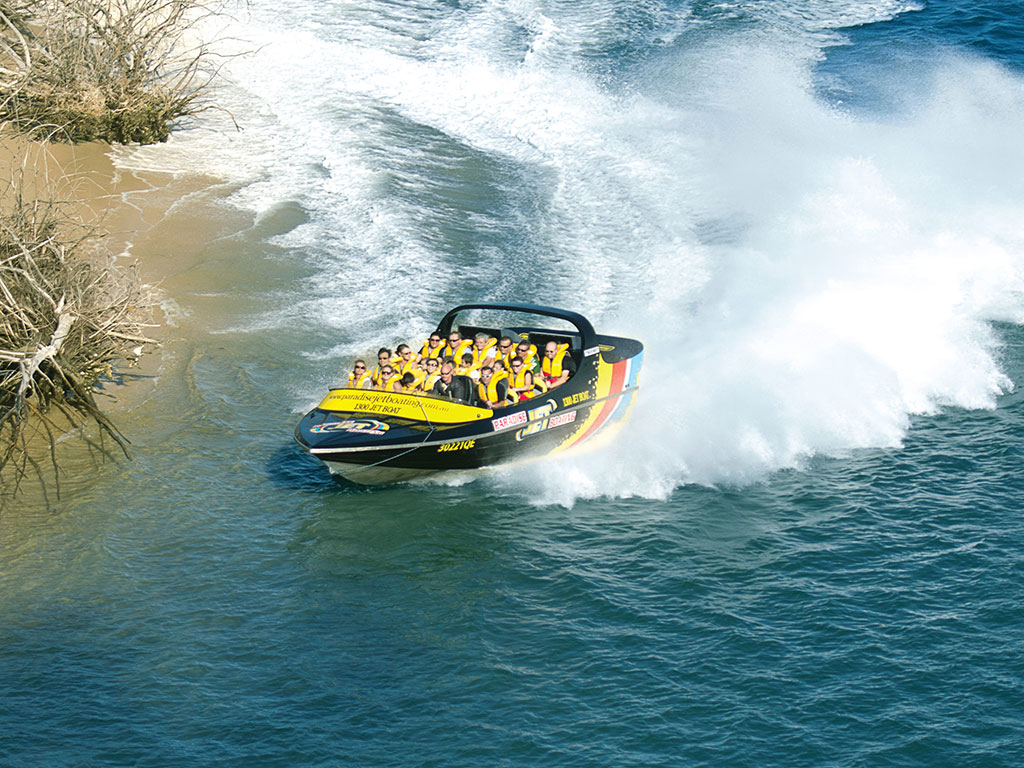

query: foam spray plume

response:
[522,47,1024,505]
[111,1,1024,504]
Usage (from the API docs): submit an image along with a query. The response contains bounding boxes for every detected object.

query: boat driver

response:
[541,340,575,389]
[432,360,474,405]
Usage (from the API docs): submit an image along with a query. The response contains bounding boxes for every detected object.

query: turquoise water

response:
[4,1,1024,765]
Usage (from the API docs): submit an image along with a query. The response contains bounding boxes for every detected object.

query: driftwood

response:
[0,170,150,495]
[0,0,226,143]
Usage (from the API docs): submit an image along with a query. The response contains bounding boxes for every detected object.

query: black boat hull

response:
[294,303,643,485]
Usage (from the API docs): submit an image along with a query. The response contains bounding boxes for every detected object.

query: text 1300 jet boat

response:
[295,303,643,484]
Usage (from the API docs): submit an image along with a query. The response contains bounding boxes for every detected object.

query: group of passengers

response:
[346,330,576,407]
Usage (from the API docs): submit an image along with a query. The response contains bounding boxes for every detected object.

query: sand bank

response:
[0,137,252,504]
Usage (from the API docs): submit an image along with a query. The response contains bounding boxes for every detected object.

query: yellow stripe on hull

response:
[318,389,492,424]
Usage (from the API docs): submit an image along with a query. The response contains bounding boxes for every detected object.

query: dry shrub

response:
[0,0,221,143]
[0,167,154,493]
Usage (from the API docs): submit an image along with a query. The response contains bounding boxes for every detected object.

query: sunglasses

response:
[354,364,365,369]
[382,369,393,374]
[430,337,441,342]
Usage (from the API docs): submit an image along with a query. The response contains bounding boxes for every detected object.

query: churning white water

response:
[113,0,1024,503]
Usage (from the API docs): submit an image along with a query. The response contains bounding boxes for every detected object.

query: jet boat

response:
[294,302,643,484]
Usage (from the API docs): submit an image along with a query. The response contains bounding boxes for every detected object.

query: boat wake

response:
[110,1,1024,505]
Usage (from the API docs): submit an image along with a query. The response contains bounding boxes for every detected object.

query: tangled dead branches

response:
[0,170,154,493]
[0,0,221,143]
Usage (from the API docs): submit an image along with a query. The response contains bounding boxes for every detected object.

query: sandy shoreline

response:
[1,135,267,505]
[1,138,244,473]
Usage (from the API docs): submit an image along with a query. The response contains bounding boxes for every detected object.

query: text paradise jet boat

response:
[295,303,643,484]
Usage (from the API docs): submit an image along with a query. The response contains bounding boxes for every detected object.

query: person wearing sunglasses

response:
[347,359,373,389]
[445,331,472,361]
[541,340,575,389]
[476,365,512,409]
[396,343,420,375]
[419,333,446,360]
[376,366,400,392]
[508,355,538,401]
[496,336,515,368]
[515,339,538,372]
[419,357,443,392]
[431,360,474,405]
[372,348,394,387]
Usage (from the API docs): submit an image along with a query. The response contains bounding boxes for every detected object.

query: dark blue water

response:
[3,1,1024,765]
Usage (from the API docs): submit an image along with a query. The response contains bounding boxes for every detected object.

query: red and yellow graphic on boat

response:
[554,350,642,453]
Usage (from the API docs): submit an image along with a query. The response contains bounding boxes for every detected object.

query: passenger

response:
[376,365,400,392]
[445,331,473,361]
[516,340,539,372]
[476,365,511,409]
[541,341,575,389]
[432,360,474,405]
[347,359,373,389]
[491,358,508,384]
[457,351,481,382]
[372,348,393,387]
[408,364,427,390]
[471,332,497,366]
[419,333,446,359]
[508,355,536,401]
[496,336,515,368]
[396,343,420,375]
[419,357,442,392]
[395,371,418,393]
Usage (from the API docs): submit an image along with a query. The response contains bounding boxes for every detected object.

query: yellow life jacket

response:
[511,366,544,397]
[419,338,445,359]
[510,367,532,390]
[398,356,420,375]
[420,372,441,392]
[348,370,373,389]
[477,376,505,405]
[371,364,391,386]
[471,337,497,365]
[542,344,570,381]
[456,361,481,379]
[515,345,538,371]
[446,339,473,361]
[378,372,401,391]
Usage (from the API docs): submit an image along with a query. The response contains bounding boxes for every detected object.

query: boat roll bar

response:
[435,302,598,349]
